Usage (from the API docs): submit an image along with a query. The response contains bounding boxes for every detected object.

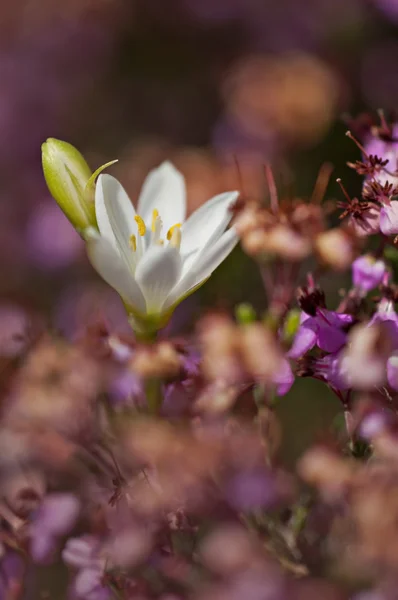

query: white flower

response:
[85,162,239,332]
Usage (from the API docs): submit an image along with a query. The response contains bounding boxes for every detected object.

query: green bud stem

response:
[145,377,163,415]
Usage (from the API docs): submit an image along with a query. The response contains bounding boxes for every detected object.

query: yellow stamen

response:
[134,215,146,236]
[169,227,181,249]
[129,234,137,252]
[151,209,159,232]
[166,223,181,241]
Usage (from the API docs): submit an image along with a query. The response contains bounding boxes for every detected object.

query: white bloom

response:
[86,162,239,331]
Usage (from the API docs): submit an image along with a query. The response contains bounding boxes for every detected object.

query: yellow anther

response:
[166,223,181,241]
[169,226,181,249]
[134,215,146,236]
[151,209,159,232]
[129,234,137,252]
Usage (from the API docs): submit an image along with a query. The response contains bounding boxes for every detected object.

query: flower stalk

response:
[144,377,163,414]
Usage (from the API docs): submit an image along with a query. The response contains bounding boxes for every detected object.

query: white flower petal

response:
[95,174,137,268]
[137,162,186,235]
[135,245,182,313]
[179,190,239,277]
[195,227,239,277]
[86,232,146,313]
[180,191,238,257]
[164,227,239,310]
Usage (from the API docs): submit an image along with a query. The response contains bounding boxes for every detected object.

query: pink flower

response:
[273,358,294,396]
[352,255,387,292]
[288,310,353,359]
[349,205,380,237]
[380,200,398,235]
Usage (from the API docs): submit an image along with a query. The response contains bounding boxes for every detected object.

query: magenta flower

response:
[360,125,398,235]
[369,299,398,342]
[338,318,398,390]
[387,354,398,390]
[162,349,201,416]
[380,200,398,235]
[349,204,381,237]
[288,310,353,359]
[352,255,387,292]
[225,468,290,511]
[364,126,398,188]
[338,352,386,391]
[319,353,351,391]
[108,369,144,409]
[63,536,111,600]
[297,352,350,391]
[62,535,102,570]
[359,409,391,441]
[0,551,25,598]
[73,567,111,600]
[30,493,81,564]
[273,358,294,395]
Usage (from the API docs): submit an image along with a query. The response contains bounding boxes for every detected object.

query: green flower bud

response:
[235,303,257,325]
[42,138,94,231]
[282,309,301,343]
[41,138,117,233]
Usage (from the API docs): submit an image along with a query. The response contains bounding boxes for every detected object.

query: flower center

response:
[129,209,182,253]
[151,209,160,232]
[167,223,181,240]
[169,226,181,249]
[134,215,146,236]
[151,209,163,245]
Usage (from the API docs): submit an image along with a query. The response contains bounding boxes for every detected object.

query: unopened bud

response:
[315,228,357,271]
[241,229,268,256]
[235,303,256,325]
[265,225,311,261]
[131,342,181,379]
[198,315,241,383]
[240,323,282,382]
[234,206,261,236]
[282,309,301,343]
[298,447,354,501]
[41,138,117,232]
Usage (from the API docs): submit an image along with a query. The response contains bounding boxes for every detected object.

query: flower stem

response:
[135,330,158,343]
[145,377,163,414]
[129,321,163,413]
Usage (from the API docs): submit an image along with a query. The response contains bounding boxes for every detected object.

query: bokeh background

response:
[1,0,397,460]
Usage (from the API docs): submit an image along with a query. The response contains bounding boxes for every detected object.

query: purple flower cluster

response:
[7,112,398,600]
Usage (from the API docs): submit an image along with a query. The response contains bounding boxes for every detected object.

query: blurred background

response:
[1,0,396,458]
